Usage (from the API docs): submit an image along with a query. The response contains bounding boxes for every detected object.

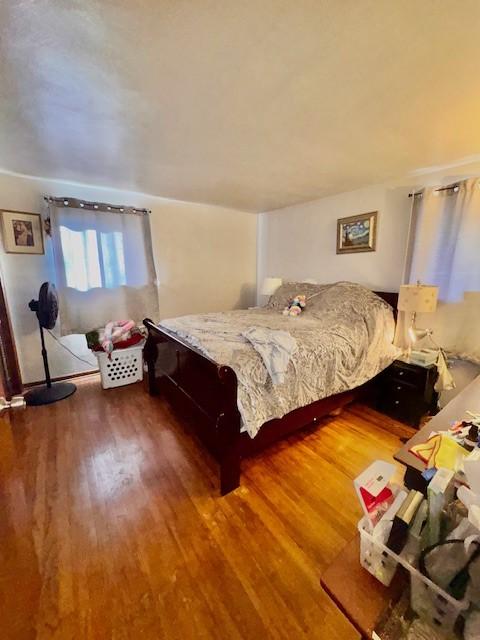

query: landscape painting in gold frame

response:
[336,211,377,254]
[1,210,44,254]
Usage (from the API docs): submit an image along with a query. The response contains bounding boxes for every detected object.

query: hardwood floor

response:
[0,376,413,640]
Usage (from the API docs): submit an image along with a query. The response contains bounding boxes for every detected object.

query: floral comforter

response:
[160,282,400,437]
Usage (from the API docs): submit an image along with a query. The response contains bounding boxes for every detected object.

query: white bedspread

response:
[160,282,400,437]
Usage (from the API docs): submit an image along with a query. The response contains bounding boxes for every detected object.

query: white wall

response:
[0,171,257,383]
[258,183,410,295]
[258,159,480,297]
[257,159,480,394]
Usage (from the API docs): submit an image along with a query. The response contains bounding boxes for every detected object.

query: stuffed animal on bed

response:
[282,294,306,316]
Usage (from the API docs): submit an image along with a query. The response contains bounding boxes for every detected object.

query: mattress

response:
[160,282,400,437]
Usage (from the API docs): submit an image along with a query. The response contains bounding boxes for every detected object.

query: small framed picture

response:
[337,211,377,254]
[1,210,44,254]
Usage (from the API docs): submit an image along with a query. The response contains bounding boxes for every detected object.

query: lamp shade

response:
[397,284,438,313]
[261,277,282,296]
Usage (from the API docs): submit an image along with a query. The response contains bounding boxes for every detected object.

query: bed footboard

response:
[143,291,399,496]
[143,318,241,494]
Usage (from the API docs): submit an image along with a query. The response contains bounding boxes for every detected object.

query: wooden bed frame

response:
[143,291,398,495]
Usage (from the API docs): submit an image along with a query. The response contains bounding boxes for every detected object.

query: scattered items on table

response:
[355,457,480,638]
[421,467,437,482]
[282,294,306,316]
[409,409,480,472]
[85,320,145,359]
[464,425,479,452]
[410,434,467,471]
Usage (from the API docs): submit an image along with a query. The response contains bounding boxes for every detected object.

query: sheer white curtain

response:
[49,201,159,335]
[404,178,480,364]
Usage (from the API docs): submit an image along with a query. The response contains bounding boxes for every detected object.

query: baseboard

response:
[23,368,99,388]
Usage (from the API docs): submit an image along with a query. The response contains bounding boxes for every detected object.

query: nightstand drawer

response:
[389,363,426,387]
[380,380,419,409]
[375,359,439,427]
[386,379,417,396]
[378,399,424,427]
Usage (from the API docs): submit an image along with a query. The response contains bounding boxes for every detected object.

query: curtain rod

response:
[408,184,460,198]
[44,196,151,215]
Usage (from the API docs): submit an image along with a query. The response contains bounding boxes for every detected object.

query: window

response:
[59,226,127,291]
[101,231,126,289]
[403,178,480,363]
[49,200,159,335]
[408,180,480,303]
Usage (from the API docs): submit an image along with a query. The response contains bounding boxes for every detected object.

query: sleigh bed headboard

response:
[373,291,399,320]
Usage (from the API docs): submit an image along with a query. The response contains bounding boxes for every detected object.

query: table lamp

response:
[261,277,282,297]
[397,283,438,345]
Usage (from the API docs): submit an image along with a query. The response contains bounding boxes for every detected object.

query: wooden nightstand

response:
[376,359,439,427]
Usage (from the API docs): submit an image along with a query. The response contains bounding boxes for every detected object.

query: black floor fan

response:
[25,282,77,406]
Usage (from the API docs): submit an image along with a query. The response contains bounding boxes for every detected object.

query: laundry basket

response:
[95,342,145,389]
[358,516,470,634]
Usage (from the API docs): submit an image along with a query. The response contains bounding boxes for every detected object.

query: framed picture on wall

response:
[1,210,44,254]
[336,211,377,254]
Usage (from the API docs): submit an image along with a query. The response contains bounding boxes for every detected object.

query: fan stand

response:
[25,322,77,406]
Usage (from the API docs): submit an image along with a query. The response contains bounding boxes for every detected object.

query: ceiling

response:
[2,1,480,212]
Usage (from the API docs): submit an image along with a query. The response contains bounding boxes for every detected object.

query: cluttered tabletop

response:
[395,375,480,474]
[323,375,480,640]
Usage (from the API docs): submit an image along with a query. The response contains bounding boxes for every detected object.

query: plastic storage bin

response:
[358,516,470,634]
[95,342,145,389]
[358,516,399,586]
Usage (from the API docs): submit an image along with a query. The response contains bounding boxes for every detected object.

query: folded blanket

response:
[242,326,297,385]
